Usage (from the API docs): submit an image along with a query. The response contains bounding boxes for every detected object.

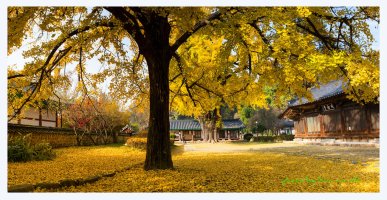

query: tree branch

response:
[171,11,221,52]
[104,7,145,47]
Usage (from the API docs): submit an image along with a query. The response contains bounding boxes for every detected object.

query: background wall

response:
[8,124,127,148]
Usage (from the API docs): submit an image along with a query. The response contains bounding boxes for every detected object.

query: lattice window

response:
[229,131,237,138]
[323,111,341,132]
[194,131,202,138]
[370,107,379,130]
[344,108,367,131]
[295,119,305,134]
[218,131,225,138]
[306,116,320,133]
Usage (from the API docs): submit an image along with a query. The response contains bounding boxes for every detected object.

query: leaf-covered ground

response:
[9,143,379,192]
[8,144,145,186]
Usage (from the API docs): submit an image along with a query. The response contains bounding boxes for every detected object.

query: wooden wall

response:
[294,102,379,140]
[9,107,58,128]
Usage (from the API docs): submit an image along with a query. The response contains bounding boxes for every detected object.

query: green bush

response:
[243,133,254,141]
[250,136,275,143]
[8,134,56,162]
[8,134,33,162]
[170,134,176,139]
[257,136,275,142]
[248,135,294,143]
[32,142,56,161]
[279,134,295,141]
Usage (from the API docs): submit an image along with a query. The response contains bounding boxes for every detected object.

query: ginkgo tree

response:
[8,7,379,170]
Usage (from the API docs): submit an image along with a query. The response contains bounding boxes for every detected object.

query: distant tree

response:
[220,106,237,120]
[248,108,282,135]
[63,94,129,145]
[63,98,95,145]
[240,106,254,129]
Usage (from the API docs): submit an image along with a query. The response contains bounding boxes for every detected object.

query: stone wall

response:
[8,124,128,148]
[293,137,379,147]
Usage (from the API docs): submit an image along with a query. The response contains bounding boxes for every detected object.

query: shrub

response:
[32,142,56,161]
[248,135,294,143]
[243,133,254,141]
[249,136,275,143]
[126,138,147,150]
[8,134,56,162]
[8,134,33,162]
[279,134,295,141]
[125,136,175,150]
[262,129,274,136]
[170,134,176,139]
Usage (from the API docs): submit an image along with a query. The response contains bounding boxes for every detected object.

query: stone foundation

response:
[293,137,379,147]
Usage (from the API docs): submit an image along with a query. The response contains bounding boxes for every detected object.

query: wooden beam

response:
[365,106,371,137]
[303,116,308,135]
[320,114,325,136]
[39,109,42,126]
[192,132,194,142]
[55,111,58,128]
[60,110,63,128]
[340,107,345,137]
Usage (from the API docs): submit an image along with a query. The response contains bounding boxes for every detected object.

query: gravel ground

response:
[180,142,379,164]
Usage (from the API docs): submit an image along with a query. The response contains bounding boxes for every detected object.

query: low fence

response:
[8,123,128,148]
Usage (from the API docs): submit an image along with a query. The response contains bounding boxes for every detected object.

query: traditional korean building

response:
[279,80,379,145]
[170,119,245,141]
[8,85,66,128]
[8,107,60,128]
[276,120,295,135]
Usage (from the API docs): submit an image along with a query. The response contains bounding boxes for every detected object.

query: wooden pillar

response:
[55,111,58,128]
[365,106,371,136]
[340,108,346,136]
[303,116,308,135]
[60,110,63,128]
[320,114,325,136]
[39,108,42,127]
[228,130,231,140]
[192,132,195,142]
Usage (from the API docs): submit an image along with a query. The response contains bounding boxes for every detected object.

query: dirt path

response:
[178,142,379,163]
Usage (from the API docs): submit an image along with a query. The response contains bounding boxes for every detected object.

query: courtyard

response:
[8,143,379,192]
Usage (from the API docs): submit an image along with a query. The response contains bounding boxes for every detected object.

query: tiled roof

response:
[277,120,294,128]
[221,119,246,130]
[170,120,201,131]
[288,80,345,107]
[170,119,245,131]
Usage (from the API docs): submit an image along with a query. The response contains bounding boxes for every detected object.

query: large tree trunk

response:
[142,14,173,170]
[199,117,208,142]
[200,109,219,143]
